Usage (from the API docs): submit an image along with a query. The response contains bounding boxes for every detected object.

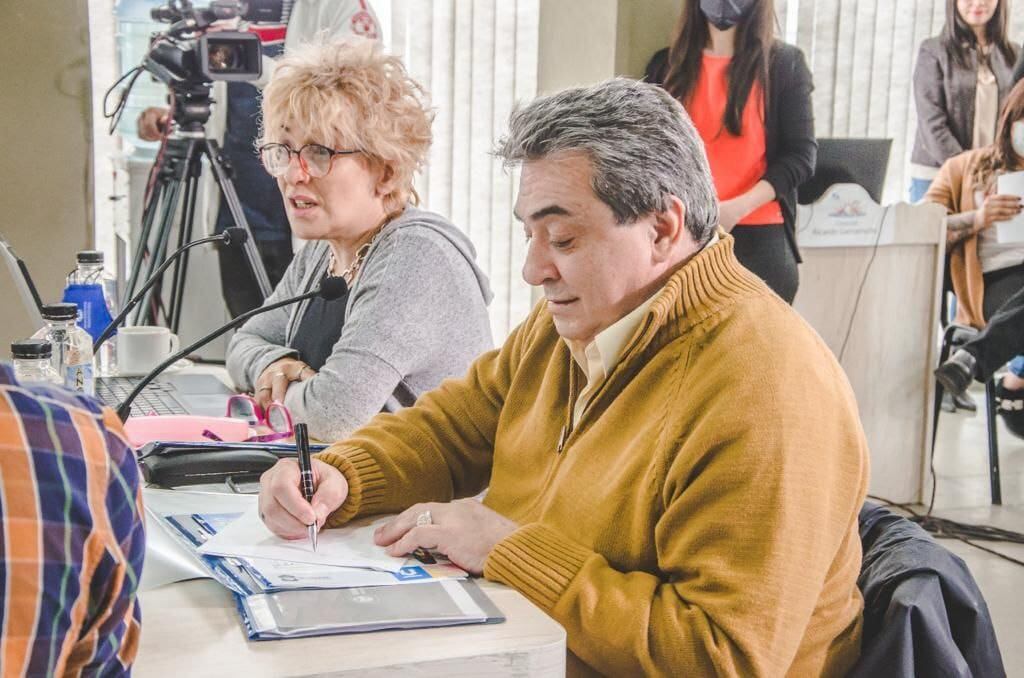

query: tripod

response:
[124,83,272,332]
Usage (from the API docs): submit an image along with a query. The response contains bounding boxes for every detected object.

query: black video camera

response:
[145,0,282,85]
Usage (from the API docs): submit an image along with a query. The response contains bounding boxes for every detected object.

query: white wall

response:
[0,0,95,352]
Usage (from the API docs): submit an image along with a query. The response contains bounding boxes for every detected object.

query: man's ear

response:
[651,195,687,262]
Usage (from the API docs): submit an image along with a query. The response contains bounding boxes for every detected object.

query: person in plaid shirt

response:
[0,362,145,675]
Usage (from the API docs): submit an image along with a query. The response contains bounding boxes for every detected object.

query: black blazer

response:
[645,41,817,262]
[911,37,1019,169]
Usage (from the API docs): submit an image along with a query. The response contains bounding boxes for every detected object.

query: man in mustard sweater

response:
[259,78,870,676]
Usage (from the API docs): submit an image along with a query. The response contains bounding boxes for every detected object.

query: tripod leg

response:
[124,174,166,307]
[169,168,201,333]
[166,161,198,329]
[135,139,200,325]
[134,177,183,324]
[202,138,273,298]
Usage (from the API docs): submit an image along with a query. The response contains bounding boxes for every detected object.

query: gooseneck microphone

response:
[116,277,349,421]
[93,227,249,352]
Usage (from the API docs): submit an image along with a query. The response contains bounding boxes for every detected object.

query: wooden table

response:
[134,373,566,676]
[137,486,565,676]
[135,578,565,677]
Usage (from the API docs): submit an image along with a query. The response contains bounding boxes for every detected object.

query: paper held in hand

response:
[198,508,408,572]
[995,171,1024,243]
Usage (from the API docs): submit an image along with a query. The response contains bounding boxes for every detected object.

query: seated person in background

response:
[259,78,870,676]
[227,39,493,442]
[925,79,1024,435]
[0,363,145,675]
[937,280,1024,411]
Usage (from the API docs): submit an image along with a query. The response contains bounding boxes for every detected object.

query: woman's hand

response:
[255,357,316,408]
[717,198,749,233]
[974,194,1023,231]
[718,182,775,232]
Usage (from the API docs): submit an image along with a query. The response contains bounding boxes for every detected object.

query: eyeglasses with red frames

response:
[258,142,360,178]
[203,395,295,443]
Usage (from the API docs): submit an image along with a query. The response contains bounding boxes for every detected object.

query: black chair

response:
[850,503,1005,677]
[932,323,1002,505]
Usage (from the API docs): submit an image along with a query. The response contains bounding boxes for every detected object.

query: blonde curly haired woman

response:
[227,39,493,442]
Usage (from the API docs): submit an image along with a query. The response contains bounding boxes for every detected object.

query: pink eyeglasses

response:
[203,395,294,443]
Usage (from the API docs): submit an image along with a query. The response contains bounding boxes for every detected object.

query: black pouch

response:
[137,441,327,488]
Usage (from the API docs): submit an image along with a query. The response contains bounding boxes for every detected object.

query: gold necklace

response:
[336,238,375,283]
[327,209,403,283]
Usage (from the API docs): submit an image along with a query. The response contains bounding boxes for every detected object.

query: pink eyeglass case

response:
[124,414,251,448]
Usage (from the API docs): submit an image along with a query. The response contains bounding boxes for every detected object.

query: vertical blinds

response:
[389,0,540,339]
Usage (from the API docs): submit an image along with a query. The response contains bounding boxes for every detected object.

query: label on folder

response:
[238,579,505,640]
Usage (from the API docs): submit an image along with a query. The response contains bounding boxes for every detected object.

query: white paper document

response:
[995,171,1024,243]
[141,488,261,590]
[140,507,210,590]
[198,508,407,573]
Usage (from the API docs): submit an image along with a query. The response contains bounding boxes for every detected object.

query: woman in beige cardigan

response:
[926,78,1024,430]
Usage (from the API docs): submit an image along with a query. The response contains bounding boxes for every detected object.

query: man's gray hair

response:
[495,78,718,243]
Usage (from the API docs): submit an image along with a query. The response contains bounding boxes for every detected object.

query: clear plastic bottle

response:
[11,339,61,386]
[68,250,118,299]
[31,303,95,396]
[64,250,117,376]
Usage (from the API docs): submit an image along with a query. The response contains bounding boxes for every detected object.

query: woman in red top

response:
[647,0,816,303]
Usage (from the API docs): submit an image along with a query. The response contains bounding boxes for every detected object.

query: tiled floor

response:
[928,383,1024,674]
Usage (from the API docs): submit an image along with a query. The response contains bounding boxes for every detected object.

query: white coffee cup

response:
[117,326,180,376]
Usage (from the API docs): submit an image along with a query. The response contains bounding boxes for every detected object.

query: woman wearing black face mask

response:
[645,0,815,304]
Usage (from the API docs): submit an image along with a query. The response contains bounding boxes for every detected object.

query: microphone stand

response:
[93,230,242,353]
[116,285,334,422]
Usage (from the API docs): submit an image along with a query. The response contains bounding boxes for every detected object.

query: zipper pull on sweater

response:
[557,425,570,453]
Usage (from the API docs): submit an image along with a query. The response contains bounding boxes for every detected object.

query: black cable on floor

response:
[867,494,1024,568]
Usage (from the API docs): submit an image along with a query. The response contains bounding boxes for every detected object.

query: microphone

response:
[93,228,249,352]
[116,277,348,421]
[220,226,249,247]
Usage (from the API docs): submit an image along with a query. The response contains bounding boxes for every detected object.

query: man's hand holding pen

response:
[258,454,519,574]
[258,456,348,541]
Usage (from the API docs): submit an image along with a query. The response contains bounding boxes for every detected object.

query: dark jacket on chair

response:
[851,503,1005,678]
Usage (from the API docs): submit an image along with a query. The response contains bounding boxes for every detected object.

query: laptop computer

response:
[0,232,45,330]
[95,372,235,418]
[2,231,234,417]
[798,138,893,205]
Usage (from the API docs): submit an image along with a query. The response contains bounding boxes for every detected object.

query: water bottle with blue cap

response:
[63,250,117,375]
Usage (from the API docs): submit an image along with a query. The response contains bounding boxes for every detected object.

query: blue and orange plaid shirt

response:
[0,363,145,676]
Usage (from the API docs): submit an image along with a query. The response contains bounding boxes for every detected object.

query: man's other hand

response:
[374,499,518,575]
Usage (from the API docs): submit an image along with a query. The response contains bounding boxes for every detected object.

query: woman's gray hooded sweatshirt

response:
[226,206,494,441]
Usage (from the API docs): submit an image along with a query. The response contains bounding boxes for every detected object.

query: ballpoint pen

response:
[294,423,318,552]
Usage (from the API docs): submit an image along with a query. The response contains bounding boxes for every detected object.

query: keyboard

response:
[95,376,189,416]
